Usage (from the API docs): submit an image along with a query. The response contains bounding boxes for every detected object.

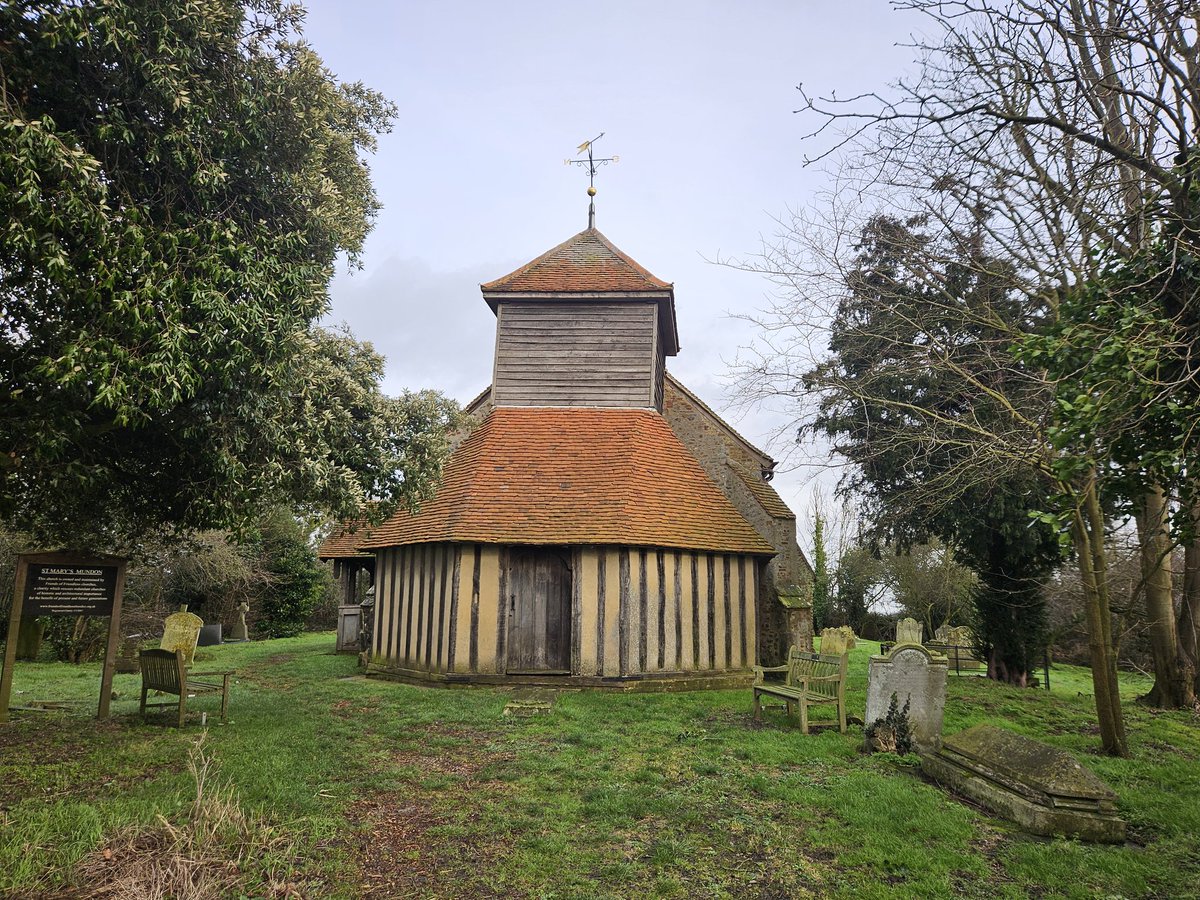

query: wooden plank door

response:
[506,548,571,674]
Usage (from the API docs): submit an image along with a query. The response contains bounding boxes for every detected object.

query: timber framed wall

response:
[369,543,764,685]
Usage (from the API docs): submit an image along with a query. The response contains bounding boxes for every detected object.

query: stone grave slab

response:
[503,689,556,719]
[160,610,203,666]
[866,643,948,753]
[922,724,1125,842]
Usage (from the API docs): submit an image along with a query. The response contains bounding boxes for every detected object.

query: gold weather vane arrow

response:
[565,132,619,228]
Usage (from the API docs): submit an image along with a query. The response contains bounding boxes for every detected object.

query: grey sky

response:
[305,1,917,521]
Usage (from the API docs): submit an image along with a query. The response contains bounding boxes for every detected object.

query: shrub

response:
[254,512,325,639]
[865,692,913,754]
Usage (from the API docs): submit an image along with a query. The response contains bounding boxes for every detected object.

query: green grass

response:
[1,635,1197,898]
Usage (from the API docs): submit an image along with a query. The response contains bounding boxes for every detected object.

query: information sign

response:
[22,564,118,617]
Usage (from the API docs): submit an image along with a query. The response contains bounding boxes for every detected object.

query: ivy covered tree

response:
[810,508,831,632]
[0,1,458,546]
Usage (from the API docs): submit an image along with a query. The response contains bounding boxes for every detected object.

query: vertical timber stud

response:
[497,547,509,674]
[638,550,648,674]
[734,556,744,672]
[572,548,583,676]
[673,551,683,670]
[447,546,462,672]
[723,555,733,671]
[596,548,607,675]
[657,551,667,671]
[618,550,631,676]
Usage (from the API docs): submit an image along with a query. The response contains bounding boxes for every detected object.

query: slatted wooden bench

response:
[752,647,847,733]
[139,648,232,728]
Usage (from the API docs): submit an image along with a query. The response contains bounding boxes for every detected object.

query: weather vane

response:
[565,132,618,228]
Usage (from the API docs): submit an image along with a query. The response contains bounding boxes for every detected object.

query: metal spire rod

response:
[565,133,618,228]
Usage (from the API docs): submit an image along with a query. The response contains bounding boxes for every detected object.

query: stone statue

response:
[228,601,250,642]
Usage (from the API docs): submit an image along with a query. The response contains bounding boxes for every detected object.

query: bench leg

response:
[838,698,847,734]
[220,675,230,723]
[139,683,148,720]
[177,692,187,729]
[752,690,762,722]
[799,698,809,734]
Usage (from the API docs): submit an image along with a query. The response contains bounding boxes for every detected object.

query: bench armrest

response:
[190,670,234,677]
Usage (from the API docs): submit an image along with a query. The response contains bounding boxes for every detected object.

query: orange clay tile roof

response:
[728,461,796,520]
[359,408,775,555]
[481,228,672,293]
[317,521,376,559]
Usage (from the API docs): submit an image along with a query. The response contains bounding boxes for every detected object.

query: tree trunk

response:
[1135,486,1194,708]
[1182,514,1200,701]
[1071,481,1128,756]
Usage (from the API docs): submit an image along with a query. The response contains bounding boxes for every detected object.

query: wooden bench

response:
[139,648,232,728]
[752,647,847,733]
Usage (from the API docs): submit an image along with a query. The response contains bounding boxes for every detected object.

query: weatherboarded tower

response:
[359,226,804,687]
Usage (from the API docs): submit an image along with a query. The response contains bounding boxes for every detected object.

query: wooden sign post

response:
[0,552,128,723]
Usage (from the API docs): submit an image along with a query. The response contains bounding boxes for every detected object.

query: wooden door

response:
[506,548,571,674]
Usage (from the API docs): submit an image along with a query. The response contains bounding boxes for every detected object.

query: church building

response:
[351,223,809,688]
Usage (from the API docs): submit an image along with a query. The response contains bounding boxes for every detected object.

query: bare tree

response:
[738,0,1200,752]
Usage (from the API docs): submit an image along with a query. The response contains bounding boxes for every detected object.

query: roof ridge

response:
[480,228,591,291]
[585,228,673,288]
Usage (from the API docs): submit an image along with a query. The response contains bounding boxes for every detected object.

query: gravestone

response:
[866,643,948,753]
[922,724,1125,842]
[114,634,142,673]
[935,624,974,646]
[895,617,924,646]
[160,608,203,666]
[227,601,249,642]
[819,626,856,656]
[336,605,361,653]
[778,587,814,652]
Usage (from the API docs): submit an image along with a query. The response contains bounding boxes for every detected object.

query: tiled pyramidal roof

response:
[482,228,672,293]
[359,407,775,555]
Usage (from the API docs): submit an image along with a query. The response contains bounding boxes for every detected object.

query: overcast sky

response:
[303,1,918,527]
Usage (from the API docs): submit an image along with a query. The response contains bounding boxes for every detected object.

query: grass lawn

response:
[0,634,1197,899]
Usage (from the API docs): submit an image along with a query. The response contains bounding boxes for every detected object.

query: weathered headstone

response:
[114,634,142,673]
[922,724,1125,842]
[228,601,249,642]
[819,626,856,656]
[866,643,948,753]
[935,624,974,646]
[160,608,203,666]
[778,587,814,652]
[336,605,361,653]
[895,616,924,646]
